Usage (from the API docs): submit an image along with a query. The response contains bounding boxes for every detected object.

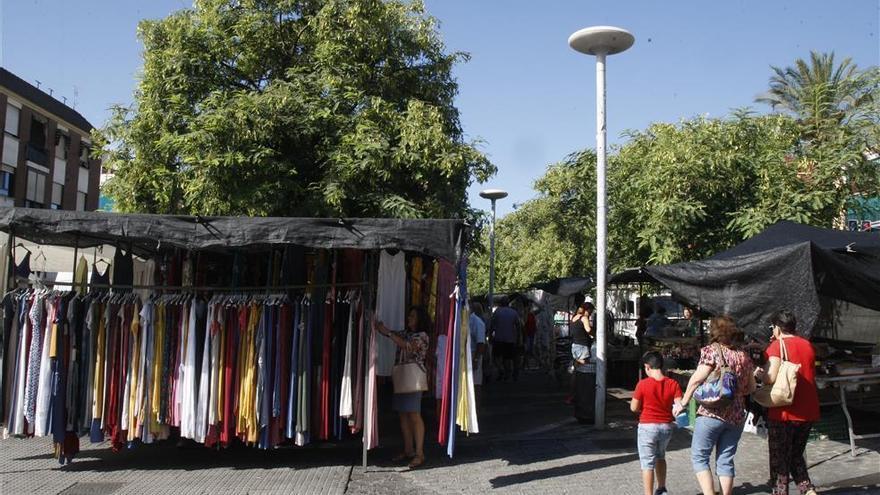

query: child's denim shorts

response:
[637,423,674,470]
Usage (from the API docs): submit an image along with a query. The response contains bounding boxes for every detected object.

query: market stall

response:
[644,220,880,338]
[816,371,880,456]
[639,220,880,436]
[607,268,699,388]
[525,276,592,371]
[0,207,480,467]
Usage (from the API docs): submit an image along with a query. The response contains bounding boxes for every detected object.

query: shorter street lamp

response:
[480,189,508,313]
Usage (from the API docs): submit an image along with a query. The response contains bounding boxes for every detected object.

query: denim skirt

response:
[392,392,423,413]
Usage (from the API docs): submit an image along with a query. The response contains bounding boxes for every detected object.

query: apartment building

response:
[0,68,100,211]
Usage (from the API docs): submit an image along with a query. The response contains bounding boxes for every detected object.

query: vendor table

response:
[816,371,880,457]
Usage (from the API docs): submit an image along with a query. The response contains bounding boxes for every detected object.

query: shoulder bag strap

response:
[778,336,789,363]
[713,342,728,368]
[394,331,408,365]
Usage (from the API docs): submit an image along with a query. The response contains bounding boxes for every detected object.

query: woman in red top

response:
[759,310,820,495]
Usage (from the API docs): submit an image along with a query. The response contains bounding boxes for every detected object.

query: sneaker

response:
[654,488,668,495]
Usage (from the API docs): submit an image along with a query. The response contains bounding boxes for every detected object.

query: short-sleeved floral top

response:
[395,330,429,370]
[696,344,754,425]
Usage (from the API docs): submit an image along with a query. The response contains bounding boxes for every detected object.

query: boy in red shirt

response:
[631,352,683,495]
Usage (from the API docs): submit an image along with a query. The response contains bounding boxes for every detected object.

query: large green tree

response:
[469,110,880,293]
[468,151,596,294]
[469,53,879,293]
[97,0,494,218]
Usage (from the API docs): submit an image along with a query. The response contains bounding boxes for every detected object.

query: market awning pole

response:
[6,228,14,292]
[362,251,377,470]
[72,234,79,292]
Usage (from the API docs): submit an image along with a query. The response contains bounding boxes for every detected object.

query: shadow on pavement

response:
[57,442,360,472]
[489,452,640,488]
[819,473,880,493]
[365,368,692,473]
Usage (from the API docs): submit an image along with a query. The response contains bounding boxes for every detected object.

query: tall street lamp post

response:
[568,26,634,428]
[480,189,508,315]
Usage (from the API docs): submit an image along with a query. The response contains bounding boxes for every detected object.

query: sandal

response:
[407,454,425,469]
[391,452,413,463]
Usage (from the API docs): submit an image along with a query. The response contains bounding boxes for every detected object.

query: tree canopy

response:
[469,108,880,295]
[97,0,495,218]
[468,51,878,295]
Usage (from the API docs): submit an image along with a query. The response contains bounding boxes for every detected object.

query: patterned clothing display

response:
[0,288,367,457]
[0,243,471,463]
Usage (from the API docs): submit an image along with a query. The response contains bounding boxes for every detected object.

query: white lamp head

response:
[569,26,634,56]
[479,189,509,201]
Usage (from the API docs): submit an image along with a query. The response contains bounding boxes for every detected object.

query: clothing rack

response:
[0,210,472,468]
[29,281,368,292]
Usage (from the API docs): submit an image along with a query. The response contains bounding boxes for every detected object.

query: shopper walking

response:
[757,310,820,495]
[374,306,431,469]
[490,297,520,381]
[677,316,756,495]
[631,351,683,495]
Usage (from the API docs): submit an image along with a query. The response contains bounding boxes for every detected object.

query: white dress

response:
[374,250,405,376]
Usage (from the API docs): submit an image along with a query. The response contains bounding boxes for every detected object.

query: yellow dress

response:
[150,304,165,429]
[411,257,423,306]
[92,305,106,421]
[74,256,88,295]
[127,305,141,441]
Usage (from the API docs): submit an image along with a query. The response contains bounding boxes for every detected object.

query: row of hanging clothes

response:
[0,285,368,464]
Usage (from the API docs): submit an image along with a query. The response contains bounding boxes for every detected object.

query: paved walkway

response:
[349,372,880,495]
[2,370,878,494]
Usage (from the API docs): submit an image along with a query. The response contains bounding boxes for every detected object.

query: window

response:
[55,130,70,160]
[51,182,63,209]
[29,115,47,150]
[2,136,18,167]
[5,105,19,137]
[27,115,48,166]
[26,169,47,208]
[76,191,87,211]
[79,141,90,168]
[0,171,14,197]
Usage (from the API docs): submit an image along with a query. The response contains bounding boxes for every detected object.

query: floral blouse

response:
[395,330,429,370]
[696,344,754,425]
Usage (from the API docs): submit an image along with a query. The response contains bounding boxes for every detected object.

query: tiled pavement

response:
[2,370,879,494]
[0,436,353,495]
[350,371,880,495]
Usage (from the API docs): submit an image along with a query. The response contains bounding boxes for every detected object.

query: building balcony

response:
[26,144,48,166]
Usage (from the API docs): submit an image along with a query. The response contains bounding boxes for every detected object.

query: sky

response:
[1,0,877,217]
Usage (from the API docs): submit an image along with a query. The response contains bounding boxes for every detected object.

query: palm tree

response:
[757,52,880,230]
[756,51,874,133]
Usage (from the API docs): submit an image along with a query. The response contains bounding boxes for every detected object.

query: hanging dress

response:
[375,250,405,377]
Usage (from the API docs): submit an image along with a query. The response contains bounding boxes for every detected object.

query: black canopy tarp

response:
[608,267,658,285]
[644,221,880,338]
[530,276,593,297]
[0,207,467,262]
